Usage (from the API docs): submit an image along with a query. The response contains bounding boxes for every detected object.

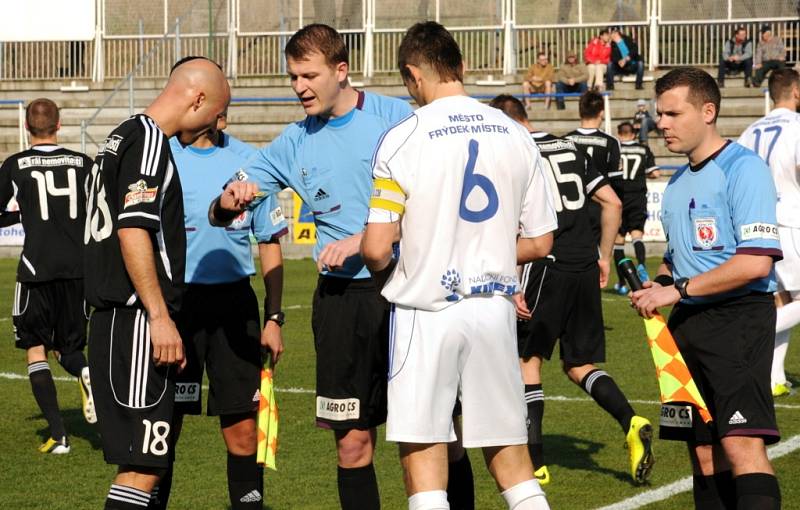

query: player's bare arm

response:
[631,254,773,318]
[317,232,364,272]
[208,181,259,226]
[517,232,554,265]
[361,222,398,289]
[119,228,185,368]
[258,240,285,365]
[592,184,622,287]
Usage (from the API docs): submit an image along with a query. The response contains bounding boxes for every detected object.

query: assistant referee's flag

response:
[257,354,278,470]
[619,259,713,424]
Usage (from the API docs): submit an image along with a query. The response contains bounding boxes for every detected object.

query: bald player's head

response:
[152,57,230,144]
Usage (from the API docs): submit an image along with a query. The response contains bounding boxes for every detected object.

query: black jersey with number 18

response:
[532,132,608,271]
[0,145,91,282]
[84,114,186,312]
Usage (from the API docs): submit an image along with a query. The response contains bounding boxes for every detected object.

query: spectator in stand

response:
[717,26,753,88]
[585,29,612,90]
[555,51,589,110]
[632,98,658,144]
[606,27,644,90]
[523,52,555,110]
[753,24,786,87]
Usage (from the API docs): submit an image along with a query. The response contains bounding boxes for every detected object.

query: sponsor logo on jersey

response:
[252,389,260,402]
[240,490,262,503]
[728,410,748,425]
[314,188,330,201]
[316,396,360,421]
[174,382,200,402]
[235,169,248,181]
[18,154,83,169]
[124,179,158,208]
[440,269,462,302]
[694,217,718,249]
[660,404,692,428]
[101,135,124,155]
[270,206,285,226]
[740,222,779,241]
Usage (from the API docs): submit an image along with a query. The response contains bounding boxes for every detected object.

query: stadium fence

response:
[1,0,798,81]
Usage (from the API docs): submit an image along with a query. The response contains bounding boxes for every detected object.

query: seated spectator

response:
[555,51,589,110]
[717,26,753,88]
[522,52,554,109]
[753,24,786,87]
[585,29,611,90]
[606,27,644,90]
[632,98,657,144]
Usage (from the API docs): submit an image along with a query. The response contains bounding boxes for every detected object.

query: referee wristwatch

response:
[674,278,691,299]
[267,311,285,327]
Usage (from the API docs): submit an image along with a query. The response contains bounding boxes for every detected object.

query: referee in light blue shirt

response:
[152,61,288,508]
[631,68,782,509]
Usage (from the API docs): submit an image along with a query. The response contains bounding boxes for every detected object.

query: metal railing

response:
[3,1,799,81]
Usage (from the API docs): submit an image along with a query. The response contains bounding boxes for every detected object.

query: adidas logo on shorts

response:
[728,411,748,425]
[314,188,330,201]
[240,490,262,503]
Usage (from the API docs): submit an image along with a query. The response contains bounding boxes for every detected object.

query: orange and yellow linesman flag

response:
[256,356,279,470]
[619,259,713,424]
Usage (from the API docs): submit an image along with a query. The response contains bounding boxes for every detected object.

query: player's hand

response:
[261,321,284,367]
[630,281,680,319]
[149,315,185,367]
[220,181,259,212]
[598,258,611,288]
[317,234,361,272]
[514,293,532,321]
[618,59,626,67]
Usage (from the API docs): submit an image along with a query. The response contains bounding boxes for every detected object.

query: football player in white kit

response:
[361,22,557,510]
[739,67,800,397]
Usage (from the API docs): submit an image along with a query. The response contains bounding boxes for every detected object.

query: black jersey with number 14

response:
[0,145,91,282]
[532,132,608,271]
[84,114,186,312]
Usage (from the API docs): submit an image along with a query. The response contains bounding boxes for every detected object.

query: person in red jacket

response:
[585,30,612,90]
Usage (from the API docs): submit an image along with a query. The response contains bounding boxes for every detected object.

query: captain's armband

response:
[370,178,406,215]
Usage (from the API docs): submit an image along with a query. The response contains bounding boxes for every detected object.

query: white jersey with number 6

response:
[739,107,800,228]
[368,95,558,311]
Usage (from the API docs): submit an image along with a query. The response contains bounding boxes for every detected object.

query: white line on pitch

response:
[2,371,800,408]
[594,434,800,510]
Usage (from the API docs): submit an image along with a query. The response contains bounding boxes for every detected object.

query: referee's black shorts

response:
[174,278,262,416]
[620,189,647,234]
[517,261,605,365]
[664,292,780,445]
[13,279,88,353]
[312,275,389,430]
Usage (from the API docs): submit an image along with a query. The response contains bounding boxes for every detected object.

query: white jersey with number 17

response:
[739,107,800,228]
[368,95,558,312]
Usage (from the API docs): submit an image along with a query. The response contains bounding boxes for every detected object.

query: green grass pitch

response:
[0,258,798,509]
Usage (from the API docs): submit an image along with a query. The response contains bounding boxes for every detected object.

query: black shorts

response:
[174,279,261,416]
[312,276,389,430]
[663,293,780,445]
[517,261,605,364]
[620,190,647,234]
[89,308,175,469]
[13,279,88,353]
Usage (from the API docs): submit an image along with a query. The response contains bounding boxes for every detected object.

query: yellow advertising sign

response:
[292,192,316,244]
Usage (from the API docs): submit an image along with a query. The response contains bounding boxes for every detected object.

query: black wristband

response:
[654,274,674,287]
[212,198,240,224]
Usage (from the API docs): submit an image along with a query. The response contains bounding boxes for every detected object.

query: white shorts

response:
[386,295,528,448]
[776,227,800,292]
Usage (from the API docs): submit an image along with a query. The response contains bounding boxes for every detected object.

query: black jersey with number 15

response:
[0,145,91,282]
[532,132,608,271]
[84,114,186,312]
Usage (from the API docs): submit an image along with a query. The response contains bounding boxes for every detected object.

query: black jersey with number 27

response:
[84,114,186,312]
[0,145,91,282]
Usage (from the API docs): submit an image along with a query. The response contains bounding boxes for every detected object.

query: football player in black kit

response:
[490,94,656,486]
[0,98,95,454]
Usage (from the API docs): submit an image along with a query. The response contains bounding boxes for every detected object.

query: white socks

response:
[502,479,549,510]
[409,490,449,510]
[776,300,800,333]
[772,330,790,386]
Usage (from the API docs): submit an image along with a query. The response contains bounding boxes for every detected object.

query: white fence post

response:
[502,0,515,76]
[92,0,104,82]
[227,0,238,78]
[18,102,26,152]
[764,88,770,115]
[648,0,659,71]
[363,0,374,78]
[603,93,611,134]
